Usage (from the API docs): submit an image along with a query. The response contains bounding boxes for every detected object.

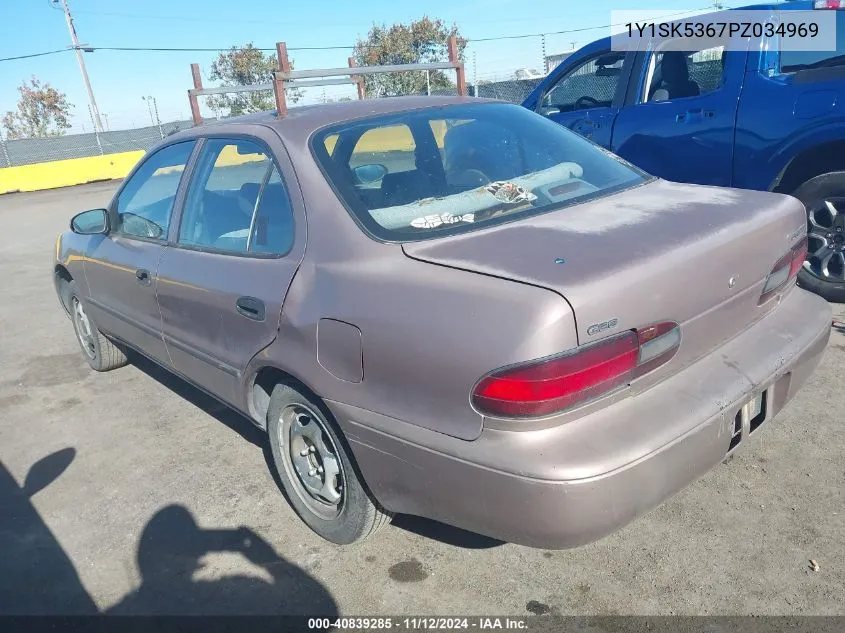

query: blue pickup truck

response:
[524,1,845,302]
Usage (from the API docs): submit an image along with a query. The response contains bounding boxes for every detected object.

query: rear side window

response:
[642,45,725,103]
[178,138,294,255]
[311,103,647,242]
[781,11,845,73]
[114,141,195,240]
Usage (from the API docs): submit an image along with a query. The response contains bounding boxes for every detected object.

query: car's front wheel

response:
[68,281,128,372]
[267,383,392,544]
[793,171,845,303]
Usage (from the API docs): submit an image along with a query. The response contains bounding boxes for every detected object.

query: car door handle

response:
[236,296,265,322]
[135,269,151,285]
[675,109,714,123]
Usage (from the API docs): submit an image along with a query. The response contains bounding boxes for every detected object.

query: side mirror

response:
[353,163,388,185]
[70,209,109,235]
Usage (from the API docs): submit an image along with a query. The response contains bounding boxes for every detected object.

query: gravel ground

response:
[1,182,843,617]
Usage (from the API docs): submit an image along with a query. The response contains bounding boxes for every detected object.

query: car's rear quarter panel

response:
[260,242,578,441]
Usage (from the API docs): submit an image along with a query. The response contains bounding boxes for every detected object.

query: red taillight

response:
[472,322,680,419]
[814,0,840,9]
[759,236,807,304]
[789,236,808,278]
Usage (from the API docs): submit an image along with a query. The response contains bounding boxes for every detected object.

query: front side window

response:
[312,103,647,241]
[540,51,625,113]
[178,138,294,255]
[642,44,725,103]
[114,141,195,240]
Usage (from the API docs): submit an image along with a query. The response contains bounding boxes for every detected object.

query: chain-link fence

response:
[0,120,194,168]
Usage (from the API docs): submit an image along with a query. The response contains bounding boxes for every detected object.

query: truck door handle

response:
[572,119,595,138]
[675,109,713,123]
[236,296,265,321]
[135,269,151,285]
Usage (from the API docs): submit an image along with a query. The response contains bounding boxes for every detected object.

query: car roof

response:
[195,95,503,135]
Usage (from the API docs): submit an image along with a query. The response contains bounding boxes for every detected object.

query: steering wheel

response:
[574,95,600,110]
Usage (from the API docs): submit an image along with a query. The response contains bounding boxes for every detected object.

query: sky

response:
[0,0,748,133]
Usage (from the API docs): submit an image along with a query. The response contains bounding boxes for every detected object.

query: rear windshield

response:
[310,102,647,241]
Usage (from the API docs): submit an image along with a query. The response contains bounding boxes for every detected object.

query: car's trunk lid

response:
[402,179,807,389]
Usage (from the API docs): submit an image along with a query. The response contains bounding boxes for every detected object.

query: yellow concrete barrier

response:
[0,151,145,195]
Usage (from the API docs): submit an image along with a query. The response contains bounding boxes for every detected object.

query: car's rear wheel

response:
[267,383,392,544]
[68,281,128,372]
[793,171,845,303]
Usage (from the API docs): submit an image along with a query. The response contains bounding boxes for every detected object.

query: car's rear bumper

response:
[328,287,832,549]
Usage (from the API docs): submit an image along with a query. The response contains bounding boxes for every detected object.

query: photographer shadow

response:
[107,504,338,616]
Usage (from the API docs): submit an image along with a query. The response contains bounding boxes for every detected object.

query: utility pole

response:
[54,0,104,134]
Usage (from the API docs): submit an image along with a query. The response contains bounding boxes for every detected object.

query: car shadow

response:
[126,350,265,449]
[391,515,504,549]
[128,350,503,551]
[0,448,339,616]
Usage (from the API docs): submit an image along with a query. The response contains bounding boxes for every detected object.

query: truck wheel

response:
[792,171,845,303]
[68,281,128,372]
[267,383,392,545]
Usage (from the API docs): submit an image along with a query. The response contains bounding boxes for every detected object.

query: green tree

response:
[205,43,302,117]
[353,17,465,98]
[2,77,73,139]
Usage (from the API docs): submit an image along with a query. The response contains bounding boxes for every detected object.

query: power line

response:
[0,4,747,63]
[470,7,716,42]
[86,7,720,51]
[0,48,69,62]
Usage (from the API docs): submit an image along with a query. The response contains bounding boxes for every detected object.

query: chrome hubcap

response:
[806,198,845,282]
[280,404,344,519]
[72,297,96,359]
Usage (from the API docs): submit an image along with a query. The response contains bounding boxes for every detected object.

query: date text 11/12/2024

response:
[307,617,529,630]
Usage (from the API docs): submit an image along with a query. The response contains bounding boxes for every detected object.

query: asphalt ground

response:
[1,182,843,617]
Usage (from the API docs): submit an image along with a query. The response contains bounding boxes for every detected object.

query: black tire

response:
[67,281,128,372]
[267,383,392,545]
[792,171,845,303]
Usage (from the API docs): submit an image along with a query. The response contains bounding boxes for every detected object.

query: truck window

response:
[642,45,725,103]
[540,51,625,113]
[780,11,845,74]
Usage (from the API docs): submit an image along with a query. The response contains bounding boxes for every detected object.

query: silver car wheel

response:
[72,297,97,359]
[805,198,845,282]
[279,403,345,520]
